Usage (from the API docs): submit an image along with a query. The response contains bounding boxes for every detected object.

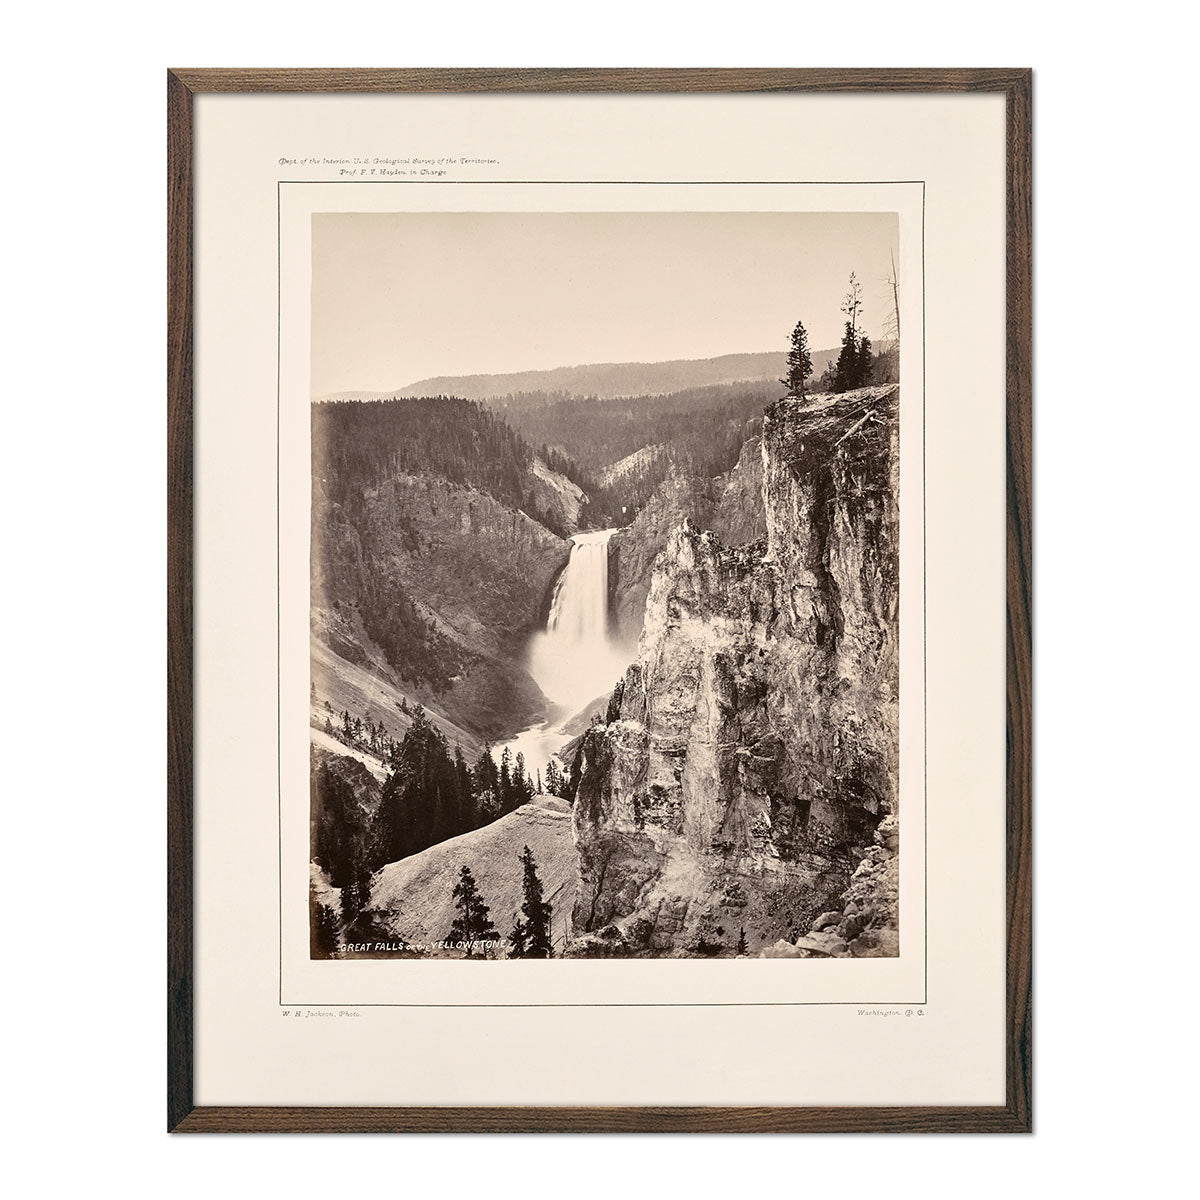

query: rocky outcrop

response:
[310,746,383,894]
[790,812,899,958]
[607,441,768,649]
[528,456,587,535]
[608,474,717,647]
[710,435,768,547]
[598,444,671,488]
[569,387,899,957]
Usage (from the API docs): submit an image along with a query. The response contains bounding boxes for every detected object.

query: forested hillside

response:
[315,396,539,516]
[310,711,577,954]
[311,396,582,736]
[506,380,775,476]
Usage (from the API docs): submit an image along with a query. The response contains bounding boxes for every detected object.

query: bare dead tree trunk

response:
[889,248,900,342]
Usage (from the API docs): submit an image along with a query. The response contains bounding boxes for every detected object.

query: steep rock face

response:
[570,386,899,956]
[310,746,383,890]
[312,472,570,739]
[710,434,768,547]
[608,475,718,647]
[528,456,587,535]
[791,813,900,958]
[598,443,670,488]
[607,442,768,649]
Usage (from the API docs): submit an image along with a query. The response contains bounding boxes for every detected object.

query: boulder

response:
[761,939,804,959]
[837,913,865,941]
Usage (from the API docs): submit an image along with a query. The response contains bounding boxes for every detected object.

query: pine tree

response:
[448,865,500,957]
[508,916,529,958]
[340,865,372,926]
[498,746,514,812]
[513,752,534,807]
[473,747,500,824]
[453,745,475,830]
[780,318,814,398]
[736,927,748,956]
[833,273,873,392]
[372,706,465,863]
[856,333,874,387]
[833,320,860,392]
[509,845,553,958]
[841,271,863,335]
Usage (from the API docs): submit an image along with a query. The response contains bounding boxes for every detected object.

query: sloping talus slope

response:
[371,795,578,954]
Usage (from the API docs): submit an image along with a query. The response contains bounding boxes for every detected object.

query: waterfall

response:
[547,531,613,656]
[528,528,628,716]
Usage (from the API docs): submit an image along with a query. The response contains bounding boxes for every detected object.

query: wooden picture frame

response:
[168,68,1031,1133]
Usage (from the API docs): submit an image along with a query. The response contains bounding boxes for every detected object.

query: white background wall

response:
[2,2,1194,1194]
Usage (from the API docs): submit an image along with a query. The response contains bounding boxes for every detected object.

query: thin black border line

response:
[278,1001,923,1008]
[276,180,928,1009]
[277,181,284,1005]
[921,180,928,1008]
[277,179,928,186]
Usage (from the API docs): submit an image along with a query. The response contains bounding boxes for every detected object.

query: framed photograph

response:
[168,68,1031,1132]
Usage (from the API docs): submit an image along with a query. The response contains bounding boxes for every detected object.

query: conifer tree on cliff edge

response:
[781,318,814,399]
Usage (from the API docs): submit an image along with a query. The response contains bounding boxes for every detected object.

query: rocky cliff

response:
[312,471,570,740]
[570,386,899,957]
[709,434,768,548]
[607,439,768,649]
[528,456,588,534]
[608,475,717,647]
[310,745,383,909]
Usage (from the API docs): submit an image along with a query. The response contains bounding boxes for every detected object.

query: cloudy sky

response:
[311,211,898,396]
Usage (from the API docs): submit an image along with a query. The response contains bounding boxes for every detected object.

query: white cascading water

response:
[527,528,629,717]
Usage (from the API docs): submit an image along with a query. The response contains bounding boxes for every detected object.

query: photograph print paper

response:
[309,212,900,961]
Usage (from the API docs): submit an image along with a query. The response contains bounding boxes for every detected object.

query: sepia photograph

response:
[308,211,901,961]
[162,66,1037,1132]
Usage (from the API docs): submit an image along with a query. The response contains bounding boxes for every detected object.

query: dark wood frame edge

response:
[167,67,195,1134]
[166,67,1032,1134]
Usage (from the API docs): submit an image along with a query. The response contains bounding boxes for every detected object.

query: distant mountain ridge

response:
[317,342,898,405]
[320,350,795,404]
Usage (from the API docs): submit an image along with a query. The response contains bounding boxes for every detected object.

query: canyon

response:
[311,378,901,959]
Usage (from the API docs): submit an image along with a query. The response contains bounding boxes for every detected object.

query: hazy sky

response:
[311,211,898,396]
